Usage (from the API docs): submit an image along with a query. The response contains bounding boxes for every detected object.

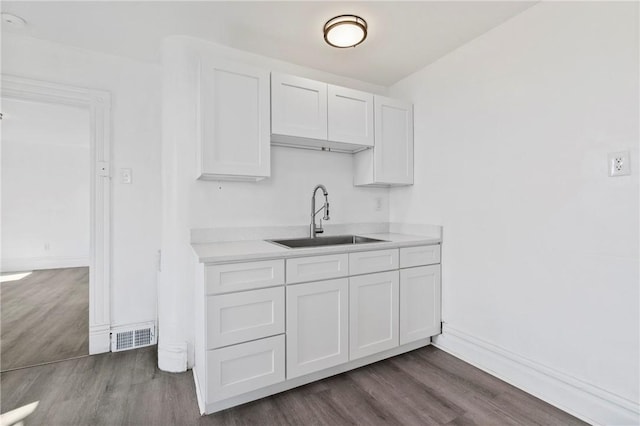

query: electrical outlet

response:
[120,168,133,184]
[375,197,382,211]
[608,151,630,177]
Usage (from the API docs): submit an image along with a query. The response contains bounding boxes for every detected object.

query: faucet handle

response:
[317,219,324,234]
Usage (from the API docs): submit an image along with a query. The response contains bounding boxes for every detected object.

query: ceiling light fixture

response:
[323,15,367,48]
[1,13,27,29]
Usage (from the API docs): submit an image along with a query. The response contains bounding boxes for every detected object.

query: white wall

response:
[2,98,90,271]
[158,36,390,371]
[192,147,389,228]
[389,2,639,422]
[2,34,162,327]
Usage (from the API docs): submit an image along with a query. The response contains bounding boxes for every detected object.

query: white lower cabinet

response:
[286,278,349,379]
[349,271,399,360]
[400,264,441,345]
[207,334,285,402]
[197,243,441,413]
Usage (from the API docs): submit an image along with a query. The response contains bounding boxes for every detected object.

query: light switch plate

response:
[608,151,630,177]
[120,168,133,184]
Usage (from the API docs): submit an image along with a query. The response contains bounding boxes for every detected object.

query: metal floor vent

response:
[111,323,156,352]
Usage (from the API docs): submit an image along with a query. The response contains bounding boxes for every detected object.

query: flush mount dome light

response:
[1,13,27,29]
[323,15,367,48]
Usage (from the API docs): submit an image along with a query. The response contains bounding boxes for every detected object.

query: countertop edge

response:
[192,233,442,265]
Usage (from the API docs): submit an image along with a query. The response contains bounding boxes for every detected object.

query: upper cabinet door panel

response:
[271,73,328,140]
[374,96,414,185]
[198,59,270,180]
[327,85,374,147]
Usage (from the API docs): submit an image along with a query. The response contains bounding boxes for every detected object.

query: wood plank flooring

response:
[0,344,587,425]
[1,267,89,371]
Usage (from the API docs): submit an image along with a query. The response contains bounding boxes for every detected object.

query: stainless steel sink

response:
[268,235,387,249]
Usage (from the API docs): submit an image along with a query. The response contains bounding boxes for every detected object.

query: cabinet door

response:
[286,278,349,378]
[374,96,414,185]
[271,73,328,140]
[349,271,399,360]
[328,85,374,147]
[400,265,441,345]
[198,59,270,180]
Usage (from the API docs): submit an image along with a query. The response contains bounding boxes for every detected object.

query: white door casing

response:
[1,75,112,354]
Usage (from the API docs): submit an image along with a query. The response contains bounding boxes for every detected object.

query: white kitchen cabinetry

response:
[271,73,328,141]
[349,248,399,276]
[286,253,349,284]
[400,264,441,345]
[195,241,440,414]
[349,271,399,360]
[286,278,349,379]
[271,73,374,152]
[207,335,285,402]
[354,95,414,186]
[206,286,284,349]
[327,85,374,147]
[205,259,284,294]
[400,245,441,269]
[197,59,271,181]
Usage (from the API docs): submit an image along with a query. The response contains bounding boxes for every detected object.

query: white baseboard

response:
[158,341,188,373]
[434,324,640,426]
[89,324,111,354]
[1,256,90,272]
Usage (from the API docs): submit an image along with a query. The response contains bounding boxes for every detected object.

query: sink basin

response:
[268,235,387,249]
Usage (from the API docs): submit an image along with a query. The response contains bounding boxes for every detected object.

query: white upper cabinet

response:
[271,73,328,141]
[327,85,374,147]
[271,73,375,152]
[198,59,270,181]
[354,95,414,186]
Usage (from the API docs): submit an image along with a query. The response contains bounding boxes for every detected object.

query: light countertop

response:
[192,232,441,264]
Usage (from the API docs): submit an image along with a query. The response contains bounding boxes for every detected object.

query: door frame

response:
[1,74,112,354]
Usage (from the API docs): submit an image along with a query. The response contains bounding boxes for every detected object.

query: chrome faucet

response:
[310,184,330,238]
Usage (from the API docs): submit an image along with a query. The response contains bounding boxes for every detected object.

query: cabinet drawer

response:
[286,253,349,284]
[207,335,285,402]
[207,287,284,349]
[206,259,284,294]
[349,249,399,275]
[400,245,441,268]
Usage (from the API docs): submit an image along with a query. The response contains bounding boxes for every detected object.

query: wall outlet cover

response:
[608,151,630,177]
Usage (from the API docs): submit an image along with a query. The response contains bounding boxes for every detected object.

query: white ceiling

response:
[1,1,536,86]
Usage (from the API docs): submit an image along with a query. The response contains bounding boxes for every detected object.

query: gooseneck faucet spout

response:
[310,184,330,238]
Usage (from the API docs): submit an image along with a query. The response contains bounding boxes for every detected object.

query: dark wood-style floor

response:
[0,344,586,425]
[1,267,89,371]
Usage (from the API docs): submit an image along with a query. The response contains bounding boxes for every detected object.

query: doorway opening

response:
[1,75,111,370]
